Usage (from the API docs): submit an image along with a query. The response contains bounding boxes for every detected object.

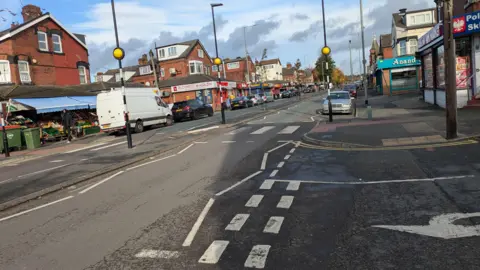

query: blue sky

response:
[1,0,433,76]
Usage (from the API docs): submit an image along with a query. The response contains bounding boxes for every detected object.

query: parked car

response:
[259,93,274,103]
[281,91,292,98]
[172,99,213,122]
[231,96,251,110]
[97,88,173,133]
[321,91,353,115]
[343,84,357,98]
[247,95,259,106]
[255,94,265,105]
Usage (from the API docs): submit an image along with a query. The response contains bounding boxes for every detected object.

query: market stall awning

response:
[12,96,97,113]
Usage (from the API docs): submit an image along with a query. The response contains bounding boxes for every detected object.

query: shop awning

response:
[12,96,97,113]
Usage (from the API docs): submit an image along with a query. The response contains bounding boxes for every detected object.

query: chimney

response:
[287,63,292,69]
[399,8,407,24]
[22,5,43,22]
[138,54,148,65]
[10,22,19,29]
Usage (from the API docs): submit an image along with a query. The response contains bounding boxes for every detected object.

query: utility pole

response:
[149,50,159,89]
[211,3,225,124]
[244,26,252,96]
[359,0,368,105]
[349,40,353,82]
[443,0,457,139]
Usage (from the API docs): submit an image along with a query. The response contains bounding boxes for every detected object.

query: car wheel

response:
[134,120,144,133]
[165,115,173,126]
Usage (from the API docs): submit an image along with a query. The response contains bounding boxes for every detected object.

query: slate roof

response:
[155,39,206,61]
[392,8,436,29]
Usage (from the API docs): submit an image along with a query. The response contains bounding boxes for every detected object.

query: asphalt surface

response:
[1,91,479,269]
[0,96,300,206]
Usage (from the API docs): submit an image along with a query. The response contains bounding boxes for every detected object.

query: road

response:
[1,92,480,269]
[0,96,299,207]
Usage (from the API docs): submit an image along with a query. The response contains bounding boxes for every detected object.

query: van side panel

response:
[97,91,125,131]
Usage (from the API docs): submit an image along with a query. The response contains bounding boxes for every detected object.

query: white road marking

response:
[263,116,267,120]
[65,143,106,153]
[284,155,291,160]
[126,154,176,171]
[263,216,284,234]
[277,161,285,168]
[81,158,89,161]
[225,214,250,231]
[244,245,271,269]
[227,127,250,135]
[187,122,214,131]
[310,116,315,122]
[156,132,165,135]
[187,125,219,134]
[295,141,301,147]
[277,111,280,114]
[178,144,194,154]
[183,198,215,247]
[245,195,264,208]
[49,160,64,163]
[215,170,263,196]
[0,196,74,222]
[278,126,300,134]
[269,170,279,178]
[194,141,208,144]
[261,153,268,170]
[17,163,71,179]
[267,141,292,153]
[79,171,124,194]
[246,141,255,143]
[259,180,274,190]
[90,141,126,151]
[251,126,275,134]
[135,249,180,259]
[286,181,300,191]
[277,196,294,209]
[0,178,13,185]
[289,148,296,154]
[270,175,476,185]
[198,240,229,264]
[222,141,236,143]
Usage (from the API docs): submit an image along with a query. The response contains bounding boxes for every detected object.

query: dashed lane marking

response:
[135,250,180,259]
[245,195,264,208]
[222,141,236,143]
[198,240,229,264]
[78,171,124,194]
[50,160,64,163]
[269,170,279,178]
[261,153,268,170]
[225,214,250,231]
[259,180,274,190]
[284,155,291,160]
[277,196,294,209]
[244,245,271,269]
[286,181,300,191]
[289,148,296,154]
[263,216,284,234]
[227,127,251,135]
[277,161,285,168]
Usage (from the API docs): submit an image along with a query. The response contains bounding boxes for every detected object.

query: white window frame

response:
[169,68,176,75]
[160,68,165,77]
[158,49,165,58]
[168,47,177,56]
[409,39,418,54]
[37,31,48,51]
[18,60,31,83]
[78,66,87,84]
[198,49,204,58]
[52,34,63,53]
[227,62,240,70]
[399,40,407,56]
[0,60,11,83]
[212,65,218,72]
[139,65,152,75]
[189,61,203,75]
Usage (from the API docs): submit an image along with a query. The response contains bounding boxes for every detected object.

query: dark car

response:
[231,97,251,110]
[343,84,357,98]
[281,91,291,98]
[172,99,213,122]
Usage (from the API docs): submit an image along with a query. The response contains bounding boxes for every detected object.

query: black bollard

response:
[328,96,333,123]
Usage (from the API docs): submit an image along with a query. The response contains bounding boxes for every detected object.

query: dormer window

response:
[158,49,165,59]
[168,47,177,56]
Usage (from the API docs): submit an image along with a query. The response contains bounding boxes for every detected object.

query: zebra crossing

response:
[226,125,301,136]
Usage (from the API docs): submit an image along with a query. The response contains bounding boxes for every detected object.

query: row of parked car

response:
[231,93,275,110]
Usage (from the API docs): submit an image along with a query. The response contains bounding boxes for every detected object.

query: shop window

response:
[391,67,418,90]
[18,61,31,83]
[423,53,434,88]
[436,45,445,88]
[37,31,48,51]
[456,38,471,89]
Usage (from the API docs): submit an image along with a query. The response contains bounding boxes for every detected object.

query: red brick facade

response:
[223,57,255,82]
[159,43,214,80]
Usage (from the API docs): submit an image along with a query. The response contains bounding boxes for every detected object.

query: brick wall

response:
[382,47,393,59]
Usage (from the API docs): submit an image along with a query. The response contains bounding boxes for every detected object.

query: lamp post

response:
[111,0,133,149]
[211,3,225,124]
[243,24,257,96]
[349,40,353,82]
[359,0,368,105]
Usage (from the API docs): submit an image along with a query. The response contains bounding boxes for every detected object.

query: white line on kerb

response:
[79,171,124,194]
[65,143,106,153]
[183,198,215,247]
[261,153,268,170]
[244,245,271,269]
[135,250,180,259]
[18,163,71,179]
[126,154,176,171]
[269,170,279,178]
[0,196,74,222]
[215,170,263,196]
[178,144,194,154]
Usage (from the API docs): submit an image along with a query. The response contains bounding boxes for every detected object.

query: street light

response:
[349,40,353,82]
[359,0,368,106]
[210,3,226,124]
[110,0,133,149]
[243,24,257,96]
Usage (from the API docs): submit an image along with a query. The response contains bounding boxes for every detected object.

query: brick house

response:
[0,5,90,86]
[379,34,393,59]
[282,63,296,83]
[222,56,256,82]
[96,54,159,87]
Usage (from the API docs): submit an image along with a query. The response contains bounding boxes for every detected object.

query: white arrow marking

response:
[373,212,480,239]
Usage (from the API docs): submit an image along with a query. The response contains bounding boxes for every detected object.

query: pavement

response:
[1,90,480,269]
[304,89,480,148]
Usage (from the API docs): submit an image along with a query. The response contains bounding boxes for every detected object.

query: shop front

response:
[417,19,472,108]
[170,80,236,111]
[375,56,421,95]
[249,83,271,95]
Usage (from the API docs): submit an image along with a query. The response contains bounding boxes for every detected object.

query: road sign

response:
[373,212,480,239]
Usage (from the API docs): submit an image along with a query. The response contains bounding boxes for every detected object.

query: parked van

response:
[97,88,173,133]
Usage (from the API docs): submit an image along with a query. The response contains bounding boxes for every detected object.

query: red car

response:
[343,84,357,98]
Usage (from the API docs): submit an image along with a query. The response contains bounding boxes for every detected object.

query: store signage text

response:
[171,81,237,92]
[453,11,480,36]
[418,23,443,49]
[377,56,421,70]
[393,58,417,66]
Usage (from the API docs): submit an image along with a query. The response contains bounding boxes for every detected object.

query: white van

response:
[97,87,173,133]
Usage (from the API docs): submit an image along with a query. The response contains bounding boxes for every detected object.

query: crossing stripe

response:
[251,126,275,134]
[244,245,271,269]
[198,240,229,264]
[227,127,251,135]
[245,195,264,208]
[263,216,284,234]
[225,214,250,231]
[278,126,300,134]
[260,180,274,190]
[277,196,294,209]
[286,182,300,191]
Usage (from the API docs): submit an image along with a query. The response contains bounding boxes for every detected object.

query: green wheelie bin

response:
[0,126,22,151]
[23,128,41,150]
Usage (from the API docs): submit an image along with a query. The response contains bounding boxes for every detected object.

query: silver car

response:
[321,91,353,114]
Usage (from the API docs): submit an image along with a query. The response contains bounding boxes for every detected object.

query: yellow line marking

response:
[300,140,477,151]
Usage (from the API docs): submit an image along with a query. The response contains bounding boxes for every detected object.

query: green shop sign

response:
[377,56,421,69]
